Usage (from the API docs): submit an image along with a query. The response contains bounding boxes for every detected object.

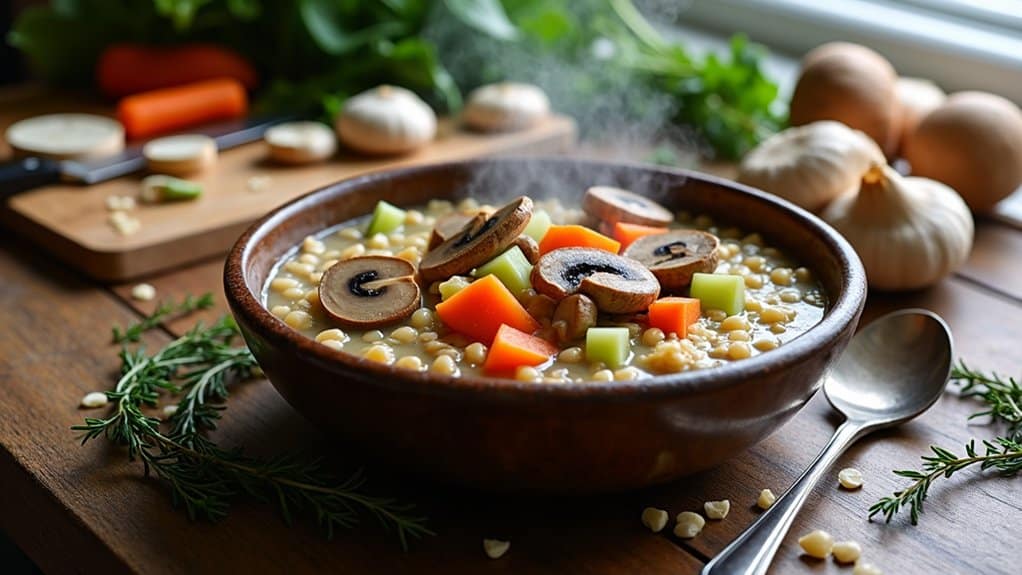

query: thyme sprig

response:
[78,295,432,548]
[870,361,1022,524]
[112,293,215,343]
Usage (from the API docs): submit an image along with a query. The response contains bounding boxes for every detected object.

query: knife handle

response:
[0,157,62,201]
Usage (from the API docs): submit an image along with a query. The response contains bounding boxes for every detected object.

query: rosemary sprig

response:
[112,293,215,343]
[868,438,1022,524]
[79,295,432,548]
[952,360,1022,440]
[870,361,1022,524]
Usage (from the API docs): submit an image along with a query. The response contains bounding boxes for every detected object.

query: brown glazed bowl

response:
[224,158,866,493]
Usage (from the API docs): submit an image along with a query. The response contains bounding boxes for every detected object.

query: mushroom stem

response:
[361,275,416,290]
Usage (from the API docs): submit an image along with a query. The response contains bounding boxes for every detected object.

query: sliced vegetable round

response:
[623,230,720,290]
[513,235,540,264]
[318,256,420,329]
[143,134,218,176]
[264,121,336,165]
[419,196,533,283]
[6,113,124,159]
[582,186,673,227]
[428,207,495,250]
[531,247,660,314]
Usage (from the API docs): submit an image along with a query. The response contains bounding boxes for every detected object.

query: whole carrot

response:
[117,78,248,139]
[97,43,258,98]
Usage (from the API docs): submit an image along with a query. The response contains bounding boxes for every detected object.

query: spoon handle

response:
[701,420,867,575]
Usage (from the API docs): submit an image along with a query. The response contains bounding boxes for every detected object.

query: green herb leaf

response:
[443,0,518,40]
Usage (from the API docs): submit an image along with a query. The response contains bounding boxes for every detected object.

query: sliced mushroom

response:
[552,294,598,342]
[318,256,420,329]
[582,186,674,227]
[532,247,660,314]
[623,230,720,290]
[514,234,540,264]
[419,196,533,283]
[428,207,497,250]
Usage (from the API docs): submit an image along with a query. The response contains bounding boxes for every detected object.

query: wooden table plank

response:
[957,219,1022,302]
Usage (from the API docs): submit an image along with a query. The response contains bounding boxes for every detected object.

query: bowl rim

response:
[224,157,866,402]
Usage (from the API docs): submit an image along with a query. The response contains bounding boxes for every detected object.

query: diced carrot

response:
[484,324,560,373]
[538,224,621,255]
[435,274,540,344]
[647,297,701,339]
[117,78,248,139]
[97,43,258,98]
[613,222,669,249]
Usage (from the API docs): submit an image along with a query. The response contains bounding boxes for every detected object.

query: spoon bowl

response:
[827,308,954,427]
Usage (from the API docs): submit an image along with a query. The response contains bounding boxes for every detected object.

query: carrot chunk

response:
[647,297,701,339]
[435,275,539,344]
[117,78,248,139]
[538,224,621,255]
[613,222,669,249]
[484,324,559,373]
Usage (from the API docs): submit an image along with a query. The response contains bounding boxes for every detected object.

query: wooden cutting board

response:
[0,104,576,282]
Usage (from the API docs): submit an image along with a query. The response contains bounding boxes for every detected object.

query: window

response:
[679,0,1022,103]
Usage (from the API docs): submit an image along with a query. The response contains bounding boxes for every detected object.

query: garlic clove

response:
[822,163,974,291]
[738,121,885,212]
[336,85,437,155]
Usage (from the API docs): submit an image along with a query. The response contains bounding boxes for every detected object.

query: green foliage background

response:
[8,0,783,159]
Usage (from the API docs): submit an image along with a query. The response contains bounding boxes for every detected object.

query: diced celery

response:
[522,209,552,242]
[585,327,630,369]
[690,272,745,316]
[439,276,472,301]
[366,200,406,235]
[472,246,533,296]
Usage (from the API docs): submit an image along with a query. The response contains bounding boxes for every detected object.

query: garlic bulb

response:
[463,82,550,132]
[738,121,885,212]
[822,163,973,291]
[336,85,437,155]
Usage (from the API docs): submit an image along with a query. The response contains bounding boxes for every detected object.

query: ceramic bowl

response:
[224,158,866,493]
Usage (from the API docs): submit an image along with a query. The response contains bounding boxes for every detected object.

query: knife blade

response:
[1,115,291,199]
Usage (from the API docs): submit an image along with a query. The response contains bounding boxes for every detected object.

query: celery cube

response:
[439,276,472,301]
[522,209,552,242]
[690,273,745,316]
[473,246,533,296]
[585,327,631,369]
[366,200,406,235]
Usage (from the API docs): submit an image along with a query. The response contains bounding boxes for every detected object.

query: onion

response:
[789,42,900,157]
[903,91,1022,213]
[895,77,946,156]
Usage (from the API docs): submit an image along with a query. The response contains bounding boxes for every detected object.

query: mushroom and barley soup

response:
[263,187,826,383]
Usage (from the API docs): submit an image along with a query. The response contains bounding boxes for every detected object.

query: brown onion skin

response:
[904,91,1022,213]
[789,42,901,157]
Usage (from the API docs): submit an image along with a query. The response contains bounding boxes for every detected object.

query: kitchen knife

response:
[0,115,291,200]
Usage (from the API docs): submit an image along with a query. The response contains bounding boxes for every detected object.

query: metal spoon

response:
[702,309,953,575]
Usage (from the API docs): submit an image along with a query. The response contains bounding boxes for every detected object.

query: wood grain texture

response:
[0,89,575,282]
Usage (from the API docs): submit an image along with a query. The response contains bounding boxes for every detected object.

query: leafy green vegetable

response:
[8,0,783,158]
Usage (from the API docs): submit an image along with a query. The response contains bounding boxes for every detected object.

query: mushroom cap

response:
[623,230,720,291]
[552,293,598,342]
[532,247,660,314]
[318,256,420,329]
[428,207,496,250]
[419,196,533,283]
[582,186,674,227]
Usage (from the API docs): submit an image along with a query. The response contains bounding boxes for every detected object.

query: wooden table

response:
[2,161,1021,574]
